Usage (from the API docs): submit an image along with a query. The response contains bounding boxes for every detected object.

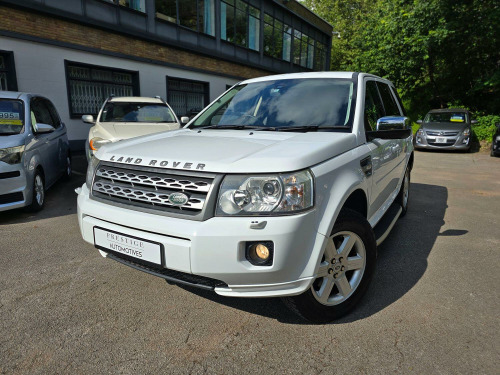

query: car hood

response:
[95,122,180,141]
[421,122,469,132]
[95,128,358,173]
[0,133,25,148]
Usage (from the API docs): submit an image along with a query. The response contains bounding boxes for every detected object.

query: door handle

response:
[360,156,372,177]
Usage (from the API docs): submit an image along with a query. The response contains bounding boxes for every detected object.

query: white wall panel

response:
[0,36,239,143]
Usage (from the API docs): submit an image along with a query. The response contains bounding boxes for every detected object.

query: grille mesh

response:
[92,163,213,214]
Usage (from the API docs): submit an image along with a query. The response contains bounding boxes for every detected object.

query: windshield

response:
[425,112,467,123]
[191,78,356,130]
[100,102,177,123]
[0,99,25,135]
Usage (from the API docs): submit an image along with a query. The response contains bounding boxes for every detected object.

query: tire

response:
[283,209,377,323]
[396,166,410,217]
[26,170,45,212]
[63,153,72,180]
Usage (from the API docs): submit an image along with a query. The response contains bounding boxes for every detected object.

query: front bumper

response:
[77,184,325,297]
[0,162,29,212]
[415,133,470,150]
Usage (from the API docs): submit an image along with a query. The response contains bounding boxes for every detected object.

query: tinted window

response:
[31,98,54,126]
[377,82,400,116]
[0,99,24,135]
[192,78,355,128]
[101,102,176,123]
[44,99,61,128]
[364,81,384,131]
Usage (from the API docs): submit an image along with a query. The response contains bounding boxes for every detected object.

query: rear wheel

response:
[283,209,376,323]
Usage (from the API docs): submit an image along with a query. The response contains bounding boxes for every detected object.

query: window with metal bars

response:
[0,51,18,92]
[166,77,209,118]
[65,61,139,118]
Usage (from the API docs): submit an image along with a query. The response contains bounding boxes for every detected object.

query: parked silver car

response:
[415,108,476,151]
[0,92,71,212]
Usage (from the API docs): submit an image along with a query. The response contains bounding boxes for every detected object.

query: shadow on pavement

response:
[0,154,87,225]
[178,182,462,325]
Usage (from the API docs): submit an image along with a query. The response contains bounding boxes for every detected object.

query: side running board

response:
[373,202,402,246]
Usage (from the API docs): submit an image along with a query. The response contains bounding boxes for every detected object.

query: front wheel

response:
[26,171,45,212]
[396,166,410,216]
[283,209,376,323]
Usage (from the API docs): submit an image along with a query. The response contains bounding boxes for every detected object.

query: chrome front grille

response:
[426,130,459,136]
[91,163,215,216]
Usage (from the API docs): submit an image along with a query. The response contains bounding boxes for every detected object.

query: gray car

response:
[415,108,476,151]
[0,92,71,212]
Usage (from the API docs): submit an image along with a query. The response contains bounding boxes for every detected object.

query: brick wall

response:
[0,6,270,80]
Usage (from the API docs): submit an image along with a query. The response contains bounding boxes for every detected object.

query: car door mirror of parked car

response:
[180,116,190,125]
[471,119,478,125]
[34,123,55,134]
[366,116,412,141]
[82,115,95,124]
[416,119,423,124]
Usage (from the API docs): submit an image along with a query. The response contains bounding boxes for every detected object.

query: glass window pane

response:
[199,0,215,36]
[179,0,197,31]
[221,3,234,42]
[119,0,145,12]
[264,13,273,25]
[293,30,302,65]
[235,9,247,47]
[376,82,401,116]
[263,22,273,56]
[275,19,283,31]
[236,0,247,11]
[155,0,176,23]
[248,16,259,51]
[282,27,291,61]
[249,5,259,18]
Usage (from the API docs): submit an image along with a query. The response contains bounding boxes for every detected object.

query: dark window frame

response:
[99,0,147,14]
[166,76,209,118]
[0,50,18,92]
[220,0,261,51]
[64,60,140,119]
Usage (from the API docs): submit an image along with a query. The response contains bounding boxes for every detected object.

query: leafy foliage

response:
[303,0,500,121]
[473,115,500,141]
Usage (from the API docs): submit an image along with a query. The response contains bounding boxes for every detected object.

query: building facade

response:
[0,0,332,148]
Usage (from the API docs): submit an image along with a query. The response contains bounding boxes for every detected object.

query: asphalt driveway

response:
[0,150,498,374]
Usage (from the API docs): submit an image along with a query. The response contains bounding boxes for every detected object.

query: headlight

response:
[86,156,100,189]
[417,129,425,136]
[463,128,470,137]
[89,137,111,151]
[0,145,25,164]
[216,169,314,216]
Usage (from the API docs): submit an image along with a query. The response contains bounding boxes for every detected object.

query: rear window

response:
[0,99,25,135]
[101,102,177,123]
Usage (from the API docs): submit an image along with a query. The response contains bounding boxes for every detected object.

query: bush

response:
[472,115,500,142]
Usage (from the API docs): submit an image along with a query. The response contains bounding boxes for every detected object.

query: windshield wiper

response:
[276,126,349,132]
[196,125,274,130]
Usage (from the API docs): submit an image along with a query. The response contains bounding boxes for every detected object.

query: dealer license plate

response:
[93,227,162,265]
[436,137,447,143]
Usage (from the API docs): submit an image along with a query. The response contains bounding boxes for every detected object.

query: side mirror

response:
[376,116,410,131]
[180,116,190,125]
[34,123,55,134]
[416,119,423,124]
[366,116,412,141]
[471,119,478,125]
[496,122,500,129]
[82,115,95,124]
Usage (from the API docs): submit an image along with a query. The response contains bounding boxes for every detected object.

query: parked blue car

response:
[0,92,71,212]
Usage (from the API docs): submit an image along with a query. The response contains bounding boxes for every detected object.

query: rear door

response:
[43,99,68,176]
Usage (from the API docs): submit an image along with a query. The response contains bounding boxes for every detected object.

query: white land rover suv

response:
[77,72,414,322]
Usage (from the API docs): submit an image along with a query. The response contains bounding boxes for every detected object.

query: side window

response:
[377,82,401,116]
[391,87,406,115]
[30,98,54,127]
[44,99,61,128]
[364,81,384,131]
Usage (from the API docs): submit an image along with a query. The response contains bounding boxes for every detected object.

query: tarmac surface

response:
[1,149,499,374]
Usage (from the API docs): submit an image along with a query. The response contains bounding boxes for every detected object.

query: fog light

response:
[245,241,274,266]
